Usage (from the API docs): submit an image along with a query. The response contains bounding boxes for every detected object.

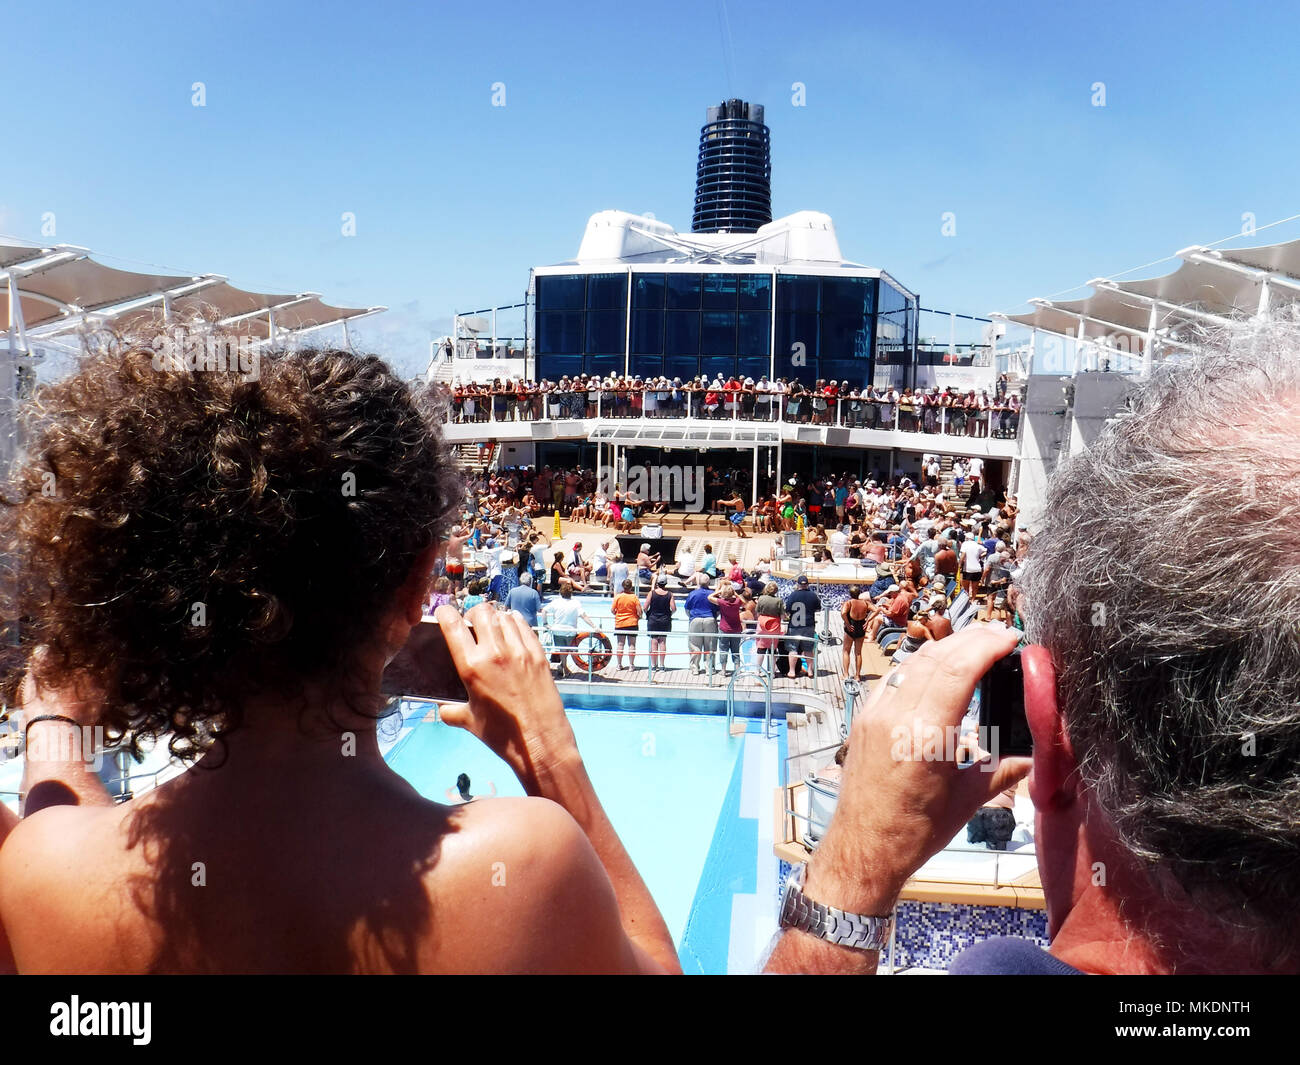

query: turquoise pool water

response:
[383,699,783,973]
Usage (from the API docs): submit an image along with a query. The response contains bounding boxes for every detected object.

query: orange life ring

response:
[570,630,613,673]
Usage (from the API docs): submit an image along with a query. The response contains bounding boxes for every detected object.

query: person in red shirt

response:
[866,580,916,641]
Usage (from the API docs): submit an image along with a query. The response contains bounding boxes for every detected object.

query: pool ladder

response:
[725,664,775,739]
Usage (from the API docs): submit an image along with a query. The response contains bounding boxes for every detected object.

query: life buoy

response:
[570,631,613,673]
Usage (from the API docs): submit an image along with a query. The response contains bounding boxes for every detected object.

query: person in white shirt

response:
[544,579,597,666]
[674,551,696,582]
[529,535,549,583]
[967,456,984,495]
[959,532,986,598]
[829,526,850,560]
[880,388,898,427]
[591,540,610,582]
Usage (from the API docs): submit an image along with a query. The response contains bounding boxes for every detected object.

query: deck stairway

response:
[454,441,497,474]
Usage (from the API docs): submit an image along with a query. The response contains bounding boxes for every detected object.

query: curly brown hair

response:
[1,337,457,760]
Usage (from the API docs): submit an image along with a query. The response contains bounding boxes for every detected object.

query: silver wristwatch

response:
[779,863,894,951]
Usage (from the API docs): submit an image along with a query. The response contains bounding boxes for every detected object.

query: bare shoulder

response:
[425,796,643,974]
[0,804,120,887]
[0,805,128,972]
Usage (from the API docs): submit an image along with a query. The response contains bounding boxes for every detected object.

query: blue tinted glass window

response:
[631,309,664,355]
[775,312,819,358]
[738,274,771,309]
[737,312,769,358]
[820,313,871,359]
[701,311,736,356]
[537,311,583,355]
[586,273,626,310]
[539,355,582,380]
[664,356,699,382]
[666,273,701,309]
[633,356,664,379]
[736,356,768,382]
[536,274,585,311]
[701,273,737,309]
[821,277,873,315]
[776,275,819,312]
[700,357,737,382]
[665,311,700,355]
[632,273,666,308]
[877,278,910,315]
[820,359,862,385]
[585,354,622,378]
[585,310,624,354]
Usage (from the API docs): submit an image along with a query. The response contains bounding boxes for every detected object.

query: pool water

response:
[383,702,783,973]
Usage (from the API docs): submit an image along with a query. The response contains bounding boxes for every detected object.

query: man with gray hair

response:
[765,323,1300,974]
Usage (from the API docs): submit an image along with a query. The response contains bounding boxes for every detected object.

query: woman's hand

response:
[435,604,580,796]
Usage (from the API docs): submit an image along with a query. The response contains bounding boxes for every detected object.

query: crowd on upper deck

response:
[431,374,1023,436]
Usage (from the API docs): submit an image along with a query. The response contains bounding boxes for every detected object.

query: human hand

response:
[805,625,1031,914]
[434,603,579,796]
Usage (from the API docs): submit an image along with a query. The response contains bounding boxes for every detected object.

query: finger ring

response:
[886,672,904,689]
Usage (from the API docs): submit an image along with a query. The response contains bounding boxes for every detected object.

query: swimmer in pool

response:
[446,772,497,803]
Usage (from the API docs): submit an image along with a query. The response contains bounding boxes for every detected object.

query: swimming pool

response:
[382,694,785,974]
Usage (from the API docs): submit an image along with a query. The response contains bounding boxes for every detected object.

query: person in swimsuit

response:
[890,615,933,665]
[719,491,748,537]
[642,576,675,679]
[841,584,871,681]
[445,773,497,804]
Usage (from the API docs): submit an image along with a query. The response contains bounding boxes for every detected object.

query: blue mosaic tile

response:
[775,861,1049,970]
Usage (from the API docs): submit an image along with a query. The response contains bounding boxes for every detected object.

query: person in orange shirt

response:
[612,578,643,670]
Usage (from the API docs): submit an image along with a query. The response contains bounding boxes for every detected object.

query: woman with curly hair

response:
[0,331,677,975]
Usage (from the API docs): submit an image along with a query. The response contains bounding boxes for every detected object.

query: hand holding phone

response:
[434,604,579,796]
[381,617,470,702]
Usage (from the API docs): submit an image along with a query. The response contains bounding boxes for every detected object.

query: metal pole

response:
[624,267,633,378]
[751,444,759,510]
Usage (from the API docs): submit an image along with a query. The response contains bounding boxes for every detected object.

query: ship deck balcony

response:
[439,398,1021,460]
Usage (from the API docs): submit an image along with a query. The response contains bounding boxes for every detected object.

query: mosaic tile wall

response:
[777,860,1050,971]
[773,577,858,611]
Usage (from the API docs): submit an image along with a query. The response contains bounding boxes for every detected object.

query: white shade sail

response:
[1,240,384,343]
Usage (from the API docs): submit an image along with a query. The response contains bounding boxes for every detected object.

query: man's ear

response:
[1023,643,1077,809]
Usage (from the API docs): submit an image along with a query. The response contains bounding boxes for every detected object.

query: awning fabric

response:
[1,240,383,340]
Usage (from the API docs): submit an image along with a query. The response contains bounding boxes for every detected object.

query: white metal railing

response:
[437,387,1023,440]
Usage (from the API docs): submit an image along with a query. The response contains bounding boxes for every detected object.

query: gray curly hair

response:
[1021,312,1300,961]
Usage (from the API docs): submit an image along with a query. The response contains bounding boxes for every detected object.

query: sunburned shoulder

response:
[0,804,131,972]
[418,795,641,974]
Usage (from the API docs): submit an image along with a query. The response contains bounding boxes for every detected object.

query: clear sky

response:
[5,0,1300,378]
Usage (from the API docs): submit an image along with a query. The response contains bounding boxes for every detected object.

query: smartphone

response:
[380,617,469,702]
[977,646,1031,757]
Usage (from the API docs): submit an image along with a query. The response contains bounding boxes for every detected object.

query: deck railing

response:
[440,388,1022,439]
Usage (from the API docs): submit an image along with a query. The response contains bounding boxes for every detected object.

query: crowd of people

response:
[453,461,754,527]
[432,375,1023,437]
[3,321,1291,978]
[430,453,1024,689]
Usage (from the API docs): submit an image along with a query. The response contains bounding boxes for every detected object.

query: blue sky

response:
[5,0,1300,378]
